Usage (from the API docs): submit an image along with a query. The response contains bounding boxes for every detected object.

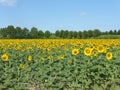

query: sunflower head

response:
[106,52,113,60]
[97,45,105,53]
[40,57,45,61]
[1,54,8,61]
[60,54,64,59]
[89,45,94,50]
[48,55,53,60]
[84,47,92,56]
[72,49,79,55]
[92,50,98,56]
[28,55,33,61]
[20,64,25,69]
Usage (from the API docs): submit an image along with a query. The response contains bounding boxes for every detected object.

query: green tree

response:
[45,30,51,38]
[114,30,117,35]
[82,30,88,38]
[68,31,74,39]
[77,31,82,39]
[22,28,29,38]
[59,30,64,38]
[38,30,44,38]
[88,30,93,38]
[118,30,120,35]
[55,30,60,38]
[15,27,22,38]
[7,25,15,38]
[30,27,38,38]
[73,31,78,38]
[0,28,7,38]
[109,30,113,35]
[64,30,69,38]
[93,29,101,37]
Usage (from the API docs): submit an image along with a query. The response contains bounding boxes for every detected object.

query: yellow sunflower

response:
[28,55,33,61]
[92,50,98,56]
[106,52,113,60]
[1,54,8,61]
[60,54,64,59]
[58,54,65,60]
[48,55,53,60]
[97,45,105,53]
[40,57,45,61]
[89,45,94,50]
[84,47,92,56]
[72,49,79,55]
[20,64,25,69]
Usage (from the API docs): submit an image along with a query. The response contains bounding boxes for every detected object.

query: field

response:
[0,39,120,90]
[97,35,120,39]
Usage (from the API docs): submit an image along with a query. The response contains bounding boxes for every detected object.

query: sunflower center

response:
[94,51,96,54]
[74,51,77,54]
[3,56,6,60]
[86,50,90,53]
[99,47,103,51]
[108,54,111,57]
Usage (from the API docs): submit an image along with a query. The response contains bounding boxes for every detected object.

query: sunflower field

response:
[0,39,120,90]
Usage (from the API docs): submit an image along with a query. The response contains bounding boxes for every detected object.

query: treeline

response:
[0,25,120,39]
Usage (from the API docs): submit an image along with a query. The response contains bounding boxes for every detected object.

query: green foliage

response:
[97,35,120,39]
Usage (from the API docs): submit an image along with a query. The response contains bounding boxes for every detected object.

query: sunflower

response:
[48,55,53,60]
[1,54,8,61]
[47,48,51,51]
[72,49,79,55]
[106,52,113,60]
[58,54,65,60]
[60,54,64,59]
[28,55,32,61]
[97,45,105,53]
[84,47,92,56]
[40,57,45,61]
[20,64,25,69]
[92,50,98,56]
[89,45,94,50]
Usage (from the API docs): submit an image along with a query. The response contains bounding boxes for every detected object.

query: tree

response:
[64,30,69,38]
[109,30,113,35]
[0,28,7,38]
[30,27,38,38]
[55,30,60,38]
[118,30,120,35]
[93,29,101,37]
[15,27,22,38]
[73,31,78,38]
[77,31,82,39]
[59,30,64,38]
[45,30,50,38]
[82,30,88,38]
[38,30,44,38]
[114,30,117,35]
[88,30,93,38]
[0,28,3,38]
[7,25,15,38]
[68,31,74,39]
[22,28,29,38]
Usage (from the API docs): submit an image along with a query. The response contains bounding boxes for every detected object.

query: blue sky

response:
[0,0,120,32]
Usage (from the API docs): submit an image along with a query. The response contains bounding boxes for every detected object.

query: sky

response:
[0,0,120,32]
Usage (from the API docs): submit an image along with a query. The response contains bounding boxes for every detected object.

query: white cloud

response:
[0,0,16,6]
[80,12,87,16]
